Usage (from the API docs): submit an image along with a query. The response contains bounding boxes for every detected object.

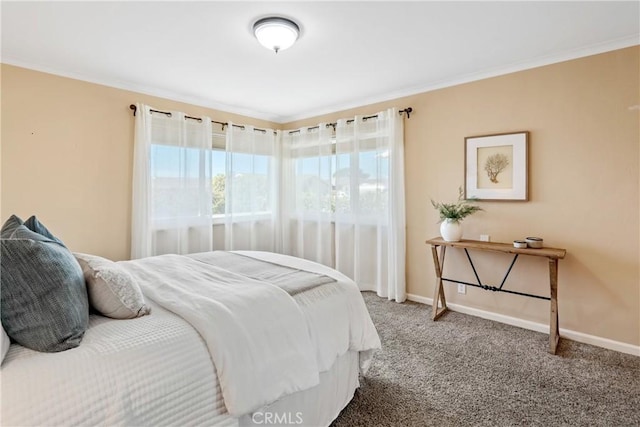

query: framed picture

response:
[465,131,529,201]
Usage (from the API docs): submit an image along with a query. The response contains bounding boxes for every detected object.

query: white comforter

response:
[120,251,381,417]
[232,251,381,373]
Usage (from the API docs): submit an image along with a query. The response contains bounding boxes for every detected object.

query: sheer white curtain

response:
[131,103,214,258]
[280,125,334,266]
[224,123,279,251]
[131,103,405,299]
[334,108,406,301]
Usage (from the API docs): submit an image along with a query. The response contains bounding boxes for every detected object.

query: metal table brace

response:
[442,249,550,301]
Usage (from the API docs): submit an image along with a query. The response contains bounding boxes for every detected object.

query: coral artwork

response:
[484,153,509,184]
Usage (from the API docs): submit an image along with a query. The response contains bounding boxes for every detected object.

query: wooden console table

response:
[425,237,566,354]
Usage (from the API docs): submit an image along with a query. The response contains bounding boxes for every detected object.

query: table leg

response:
[431,245,448,320]
[549,258,560,354]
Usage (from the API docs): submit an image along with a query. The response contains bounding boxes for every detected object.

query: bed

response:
[1,248,381,426]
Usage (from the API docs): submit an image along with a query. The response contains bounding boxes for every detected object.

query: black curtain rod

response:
[288,108,413,135]
[129,104,270,134]
[129,105,413,135]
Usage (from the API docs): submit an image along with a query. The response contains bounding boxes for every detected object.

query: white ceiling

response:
[2,1,639,123]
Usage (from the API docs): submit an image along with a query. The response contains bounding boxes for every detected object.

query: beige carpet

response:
[331,292,639,427]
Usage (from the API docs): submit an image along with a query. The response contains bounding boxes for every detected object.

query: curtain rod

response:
[129,105,413,135]
[129,104,271,133]
[287,108,412,134]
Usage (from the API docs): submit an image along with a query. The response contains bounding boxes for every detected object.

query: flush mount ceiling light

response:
[253,17,300,53]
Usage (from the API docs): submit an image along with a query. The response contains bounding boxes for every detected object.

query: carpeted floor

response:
[331,292,640,427]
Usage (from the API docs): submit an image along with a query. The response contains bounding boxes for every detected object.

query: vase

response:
[440,219,463,242]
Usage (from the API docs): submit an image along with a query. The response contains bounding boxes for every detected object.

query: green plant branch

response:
[431,187,483,223]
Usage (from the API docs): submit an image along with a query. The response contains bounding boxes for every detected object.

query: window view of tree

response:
[295,150,389,217]
[212,174,225,215]
[294,155,334,213]
[211,152,271,215]
[297,175,334,213]
[226,172,270,213]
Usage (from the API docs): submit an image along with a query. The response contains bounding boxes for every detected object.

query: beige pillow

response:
[74,253,151,319]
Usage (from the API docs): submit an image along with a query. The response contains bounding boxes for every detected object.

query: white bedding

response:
[120,253,320,416]
[1,251,381,426]
[1,301,234,426]
[231,251,381,373]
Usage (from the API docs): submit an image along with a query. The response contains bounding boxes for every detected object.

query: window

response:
[151,130,273,221]
[211,149,226,215]
[149,144,212,221]
[210,131,226,216]
[291,137,390,219]
[294,154,334,213]
[226,152,272,213]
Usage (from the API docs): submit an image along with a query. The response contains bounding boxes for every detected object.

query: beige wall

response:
[2,46,638,346]
[286,46,640,347]
[1,65,278,261]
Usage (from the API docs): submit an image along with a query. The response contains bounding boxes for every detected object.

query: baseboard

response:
[406,293,640,357]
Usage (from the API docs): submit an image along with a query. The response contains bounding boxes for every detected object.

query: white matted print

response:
[465,132,528,201]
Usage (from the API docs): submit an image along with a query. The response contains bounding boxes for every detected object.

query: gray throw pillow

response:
[24,215,65,245]
[0,215,89,352]
[1,324,10,365]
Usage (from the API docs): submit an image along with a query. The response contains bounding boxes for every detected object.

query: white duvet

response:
[231,251,381,373]
[121,253,318,416]
[120,251,381,417]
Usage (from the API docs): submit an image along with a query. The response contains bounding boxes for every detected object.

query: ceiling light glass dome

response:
[253,17,300,53]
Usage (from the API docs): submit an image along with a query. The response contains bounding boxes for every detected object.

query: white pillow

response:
[74,253,151,319]
[1,324,10,365]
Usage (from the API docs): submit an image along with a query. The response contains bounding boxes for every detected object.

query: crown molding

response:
[3,35,638,125]
[282,35,640,123]
[0,57,285,124]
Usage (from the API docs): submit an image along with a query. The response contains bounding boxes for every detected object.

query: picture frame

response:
[464,131,529,201]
